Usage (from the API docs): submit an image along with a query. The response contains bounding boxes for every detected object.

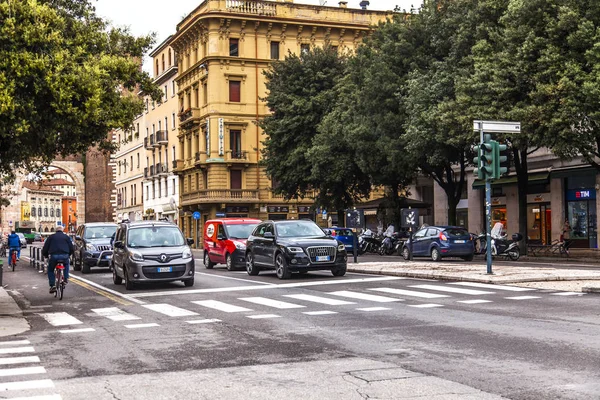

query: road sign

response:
[401,209,419,229]
[215,212,226,217]
[473,120,521,133]
[192,211,201,220]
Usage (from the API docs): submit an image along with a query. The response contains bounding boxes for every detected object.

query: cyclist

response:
[42,225,74,294]
[7,231,21,263]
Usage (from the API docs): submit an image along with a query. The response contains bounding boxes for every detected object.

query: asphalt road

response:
[2,247,599,399]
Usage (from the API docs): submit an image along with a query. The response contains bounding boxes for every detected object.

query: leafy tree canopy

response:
[0,0,162,180]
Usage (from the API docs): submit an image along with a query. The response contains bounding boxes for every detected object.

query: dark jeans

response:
[48,254,70,287]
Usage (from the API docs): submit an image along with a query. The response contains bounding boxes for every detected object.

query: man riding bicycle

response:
[7,231,21,263]
[42,225,74,294]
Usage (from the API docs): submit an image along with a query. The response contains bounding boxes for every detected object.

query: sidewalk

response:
[0,283,30,338]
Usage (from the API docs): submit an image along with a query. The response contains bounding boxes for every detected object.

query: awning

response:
[472,172,549,188]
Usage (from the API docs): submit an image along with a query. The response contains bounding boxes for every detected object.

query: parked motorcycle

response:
[358,229,383,255]
[490,223,522,260]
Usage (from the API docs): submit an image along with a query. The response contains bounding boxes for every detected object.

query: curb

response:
[582,287,600,293]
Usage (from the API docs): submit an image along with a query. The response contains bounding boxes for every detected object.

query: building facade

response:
[170,0,391,242]
[113,122,145,222]
[142,37,181,223]
[22,182,63,233]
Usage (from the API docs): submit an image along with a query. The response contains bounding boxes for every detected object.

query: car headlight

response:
[337,244,346,251]
[286,246,304,254]
[234,242,246,250]
[86,243,97,251]
[130,251,144,261]
[182,248,192,259]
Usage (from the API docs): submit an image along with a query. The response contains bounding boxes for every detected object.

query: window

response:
[301,44,310,54]
[146,186,149,201]
[168,49,172,66]
[161,54,165,71]
[137,154,140,169]
[270,41,280,60]
[172,81,176,97]
[32,208,36,217]
[172,113,176,129]
[155,59,159,76]
[145,99,149,112]
[130,156,133,171]
[44,207,48,217]
[194,86,199,107]
[38,207,42,217]
[164,85,168,101]
[136,123,139,137]
[164,117,168,133]
[230,130,242,158]
[229,81,241,102]
[56,208,60,216]
[203,82,207,105]
[229,38,239,56]
[158,180,161,198]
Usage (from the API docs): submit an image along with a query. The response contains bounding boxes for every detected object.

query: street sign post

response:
[474,120,521,275]
[401,208,419,261]
[192,212,201,249]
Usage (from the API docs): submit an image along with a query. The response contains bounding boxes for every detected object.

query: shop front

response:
[266,206,289,221]
[490,196,507,233]
[566,188,597,248]
[526,194,551,245]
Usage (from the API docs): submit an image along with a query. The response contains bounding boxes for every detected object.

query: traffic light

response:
[473,145,484,180]
[494,141,508,179]
[480,134,495,179]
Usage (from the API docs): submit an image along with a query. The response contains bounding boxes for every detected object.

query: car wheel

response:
[226,253,234,271]
[462,254,474,262]
[183,277,194,287]
[402,247,410,261]
[431,247,441,262]
[331,265,347,277]
[124,268,135,290]
[246,251,259,276]
[112,267,122,285]
[275,253,291,280]
[73,253,82,271]
[204,252,214,269]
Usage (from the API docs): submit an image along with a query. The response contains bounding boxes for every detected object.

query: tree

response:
[260,47,370,223]
[0,0,162,181]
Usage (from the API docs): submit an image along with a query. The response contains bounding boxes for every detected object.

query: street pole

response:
[479,122,493,275]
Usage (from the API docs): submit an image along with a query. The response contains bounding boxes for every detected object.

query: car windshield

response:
[444,228,470,238]
[225,223,259,239]
[127,226,185,248]
[84,226,117,239]
[276,221,326,238]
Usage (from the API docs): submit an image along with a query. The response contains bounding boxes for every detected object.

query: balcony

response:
[149,165,155,176]
[225,0,276,16]
[181,189,259,205]
[172,160,178,170]
[144,136,154,150]
[144,167,149,178]
[156,130,168,145]
[178,108,202,129]
[225,150,250,165]
[157,163,169,176]
[194,152,208,165]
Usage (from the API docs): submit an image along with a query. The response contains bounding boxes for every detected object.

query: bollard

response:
[0,259,3,286]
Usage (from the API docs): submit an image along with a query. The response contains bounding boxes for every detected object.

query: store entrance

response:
[567,199,598,248]
[527,203,551,245]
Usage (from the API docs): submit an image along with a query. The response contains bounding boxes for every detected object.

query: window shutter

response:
[229,81,241,102]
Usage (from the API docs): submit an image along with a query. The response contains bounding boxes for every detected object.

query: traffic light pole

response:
[478,123,493,275]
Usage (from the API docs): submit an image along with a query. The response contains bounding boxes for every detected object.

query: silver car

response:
[111,221,195,290]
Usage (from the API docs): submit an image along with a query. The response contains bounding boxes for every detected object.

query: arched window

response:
[168,49,172,66]
[44,227,49,232]
[56,208,61,216]
[162,54,165,71]
[50,208,54,217]
[32,208,36,217]
[38,207,42,216]
[44,207,48,217]
[155,59,159,76]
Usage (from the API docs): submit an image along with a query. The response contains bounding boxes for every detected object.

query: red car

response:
[203,218,261,271]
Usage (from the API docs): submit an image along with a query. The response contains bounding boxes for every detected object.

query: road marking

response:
[128,276,405,298]
[408,304,444,308]
[505,296,542,300]
[328,291,401,303]
[449,282,535,291]
[283,294,355,305]
[191,300,252,313]
[356,307,392,311]
[0,366,46,377]
[91,307,141,321]
[58,328,96,333]
[38,312,83,326]
[194,271,275,285]
[124,323,160,329]
[409,285,494,295]
[0,356,40,365]
[9,395,62,400]
[143,304,198,317]
[186,319,221,324]
[69,275,144,305]
[0,379,54,391]
[457,299,493,304]
[246,314,280,319]
[0,340,30,346]
[551,292,585,296]
[370,288,450,299]
[239,297,305,309]
[0,347,35,355]
[302,311,337,315]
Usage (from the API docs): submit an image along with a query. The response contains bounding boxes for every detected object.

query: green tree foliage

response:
[260,47,370,222]
[0,0,162,181]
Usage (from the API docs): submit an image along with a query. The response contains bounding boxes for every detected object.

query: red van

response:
[203,218,261,270]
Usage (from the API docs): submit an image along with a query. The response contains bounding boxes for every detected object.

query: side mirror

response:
[113,241,123,249]
[217,234,226,241]
[186,238,194,246]
[75,236,82,241]
[264,232,274,239]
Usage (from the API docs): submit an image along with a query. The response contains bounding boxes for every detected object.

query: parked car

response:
[245,219,348,279]
[73,223,118,273]
[322,227,355,251]
[401,226,474,261]
[16,233,27,248]
[112,220,195,289]
[203,218,261,271]
[33,233,43,242]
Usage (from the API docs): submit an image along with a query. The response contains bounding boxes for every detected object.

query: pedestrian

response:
[562,219,572,249]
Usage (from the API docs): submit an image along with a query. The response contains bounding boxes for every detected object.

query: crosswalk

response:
[0,339,61,400]
[30,282,585,333]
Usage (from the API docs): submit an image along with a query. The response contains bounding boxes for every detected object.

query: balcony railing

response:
[156,130,168,145]
[178,108,202,128]
[149,165,155,176]
[225,150,249,163]
[225,0,276,16]
[172,160,178,169]
[144,137,153,150]
[144,167,149,178]
[157,163,169,176]
[181,189,259,204]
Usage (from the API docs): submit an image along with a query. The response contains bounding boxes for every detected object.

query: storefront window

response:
[491,207,506,233]
[568,201,588,239]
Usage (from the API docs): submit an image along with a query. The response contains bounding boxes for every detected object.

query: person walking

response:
[42,225,74,294]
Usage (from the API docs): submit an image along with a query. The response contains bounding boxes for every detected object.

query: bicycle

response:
[54,260,67,300]
[8,247,18,272]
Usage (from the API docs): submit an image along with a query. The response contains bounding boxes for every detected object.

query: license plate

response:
[454,240,466,243]
[316,256,330,262]
[157,267,172,273]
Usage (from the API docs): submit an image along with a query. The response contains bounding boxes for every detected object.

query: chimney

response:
[359,0,369,9]
[338,1,347,8]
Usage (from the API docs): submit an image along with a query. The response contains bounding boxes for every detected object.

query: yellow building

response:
[171,0,391,240]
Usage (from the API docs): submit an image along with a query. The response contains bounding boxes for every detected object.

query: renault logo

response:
[160,254,168,262]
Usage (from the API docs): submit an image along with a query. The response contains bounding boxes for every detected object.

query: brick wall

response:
[85,141,115,223]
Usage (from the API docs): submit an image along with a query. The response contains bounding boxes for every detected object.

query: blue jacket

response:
[7,233,21,248]
[42,231,74,258]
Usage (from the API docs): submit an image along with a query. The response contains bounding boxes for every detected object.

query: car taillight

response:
[439,232,448,241]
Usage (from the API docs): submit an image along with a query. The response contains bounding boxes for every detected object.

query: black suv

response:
[73,223,118,273]
[245,219,347,279]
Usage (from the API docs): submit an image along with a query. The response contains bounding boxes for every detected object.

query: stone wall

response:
[85,145,115,223]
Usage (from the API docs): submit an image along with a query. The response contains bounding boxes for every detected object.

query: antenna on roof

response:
[319,0,327,4]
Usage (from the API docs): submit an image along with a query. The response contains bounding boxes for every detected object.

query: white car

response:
[16,233,27,248]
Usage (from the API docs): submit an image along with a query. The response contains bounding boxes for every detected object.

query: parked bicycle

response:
[54,260,67,300]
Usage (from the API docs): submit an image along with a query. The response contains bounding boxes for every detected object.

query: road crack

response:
[105,380,121,400]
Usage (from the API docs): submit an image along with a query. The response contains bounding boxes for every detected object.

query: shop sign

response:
[226,206,249,213]
[492,198,501,206]
[298,206,312,213]
[566,189,596,201]
[267,206,289,213]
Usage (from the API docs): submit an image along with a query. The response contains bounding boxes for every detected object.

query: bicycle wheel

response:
[58,281,64,300]
[54,270,61,298]
[11,253,16,272]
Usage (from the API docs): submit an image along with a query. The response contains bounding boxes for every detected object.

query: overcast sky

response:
[93,0,420,73]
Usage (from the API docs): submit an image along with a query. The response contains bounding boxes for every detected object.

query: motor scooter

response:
[490,223,522,261]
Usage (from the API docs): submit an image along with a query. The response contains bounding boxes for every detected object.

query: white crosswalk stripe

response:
[0,347,35,355]
[0,366,46,377]
[0,356,40,365]
[328,291,402,303]
[370,287,450,299]
[0,340,30,347]
[91,307,141,321]
[302,311,337,315]
[409,285,494,295]
[457,300,493,304]
[247,314,280,319]
[192,300,253,313]
[186,319,221,324]
[0,379,54,391]
[505,296,542,300]
[357,307,392,312]
[59,328,95,334]
[551,292,585,296]
[125,323,160,329]
[283,294,355,305]
[408,304,444,308]
[143,304,198,317]
[9,395,63,400]
[449,282,535,291]
[38,312,83,326]
[239,297,305,309]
